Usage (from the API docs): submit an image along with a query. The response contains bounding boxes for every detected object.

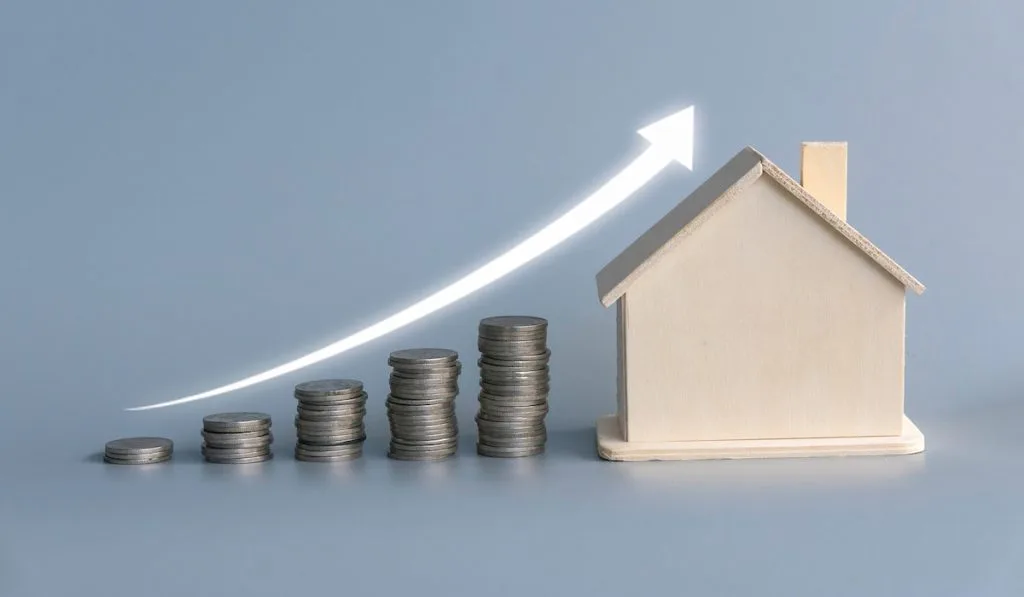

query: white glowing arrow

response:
[128,105,695,411]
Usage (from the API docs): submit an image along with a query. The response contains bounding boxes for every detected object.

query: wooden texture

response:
[615,296,628,440]
[800,142,848,221]
[596,146,923,308]
[595,414,925,461]
[621,174,908,442]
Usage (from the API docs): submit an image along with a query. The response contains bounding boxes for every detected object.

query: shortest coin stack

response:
[201,412,274,464]
[104,437,174,465]
[293,379,368,462]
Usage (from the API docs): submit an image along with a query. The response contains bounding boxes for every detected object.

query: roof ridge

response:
[595,145,925,306]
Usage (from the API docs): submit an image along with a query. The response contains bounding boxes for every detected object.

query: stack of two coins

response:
[386,348,462,461]
[201,413,274,464]
[104,437,174,465]
[293,379,368,462]
[476,316,551,458]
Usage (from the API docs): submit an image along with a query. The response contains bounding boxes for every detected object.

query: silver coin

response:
[295,411,366,424]
[391,433,458,444]
[205,453,274,464]
[295,451,361,463]
[201,429,270,440]
[478,315,548,335]
[294,415,364,429]
[388,421,458,433]
[391,433,458,446]
[202,412,272,432]
[478,393,549,406]
[295,397,368,410]
[479,381,550,396]
[475,425,548,438]
[389,421,458,433]
[476,420,546,433]
[104,437,174,456]
[104,453,171,465]
[386,401,455,413]
[475,395,548,409]
[297,433,367,445]
[295,431,364,443]
[389,371,461,383]
[201,444,271,458]
[478,435,547,448]
[201,433,274,449]
[476,443,545,458]
[478,356,550,370]
[388,390,459,402]
[480,346,550,359]
[387,448,457,461]
[479,368,549,381]
[295,443,363,456]
[295,425,365,438]
[389,368,461,382]
[476,414,546,425]
[294,379,364,398]
[389,378,459,391]
[477,435,547,447]
[478,340,548,355]
[296,399,367,413]
[385,397,456,409]
[477,396,549,409]
[388,348,458,365]
[296,437,363,450]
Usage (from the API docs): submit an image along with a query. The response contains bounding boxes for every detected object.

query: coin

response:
[201,432,273,449]
[202,412,272,433]
[103,453,171,465]
[295,451,361,463]
[476,443,545,458]
[204,453,273,464]
[104,437,173,456]
[478,316,548,339]
[294,379,364,398]
[201,445,271,459]
[388,348,459,366]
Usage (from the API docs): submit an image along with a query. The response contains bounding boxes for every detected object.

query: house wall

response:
[623,175,907,442]
[615,296,628,440]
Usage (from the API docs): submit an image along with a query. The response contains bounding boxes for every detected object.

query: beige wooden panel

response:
[615,296,628,440]
[800,142,847,221]
[623,175,906,442]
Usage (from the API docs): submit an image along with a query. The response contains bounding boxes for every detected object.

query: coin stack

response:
[476,316,550,458]
[201,412,274,464]
[104,437,174,465]
[386,348,461,461]
[293,379,368,462]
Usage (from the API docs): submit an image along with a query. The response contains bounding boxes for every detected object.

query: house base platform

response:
[595,414,925,462]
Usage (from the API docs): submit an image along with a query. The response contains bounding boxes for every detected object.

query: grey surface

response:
[1,1,1023,595]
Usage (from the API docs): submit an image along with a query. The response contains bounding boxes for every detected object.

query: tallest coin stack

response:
[475,316,550,457]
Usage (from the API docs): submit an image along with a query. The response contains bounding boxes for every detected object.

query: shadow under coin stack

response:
[201,412,274,464]
[104,437,174,465]
[476,316,550,458]
[293,379,368,462]
[386,348,461,461]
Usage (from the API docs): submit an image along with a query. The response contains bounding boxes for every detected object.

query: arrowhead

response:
[637,106,694,170]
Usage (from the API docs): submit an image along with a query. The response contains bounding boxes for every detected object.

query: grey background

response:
[1,1,1022,595]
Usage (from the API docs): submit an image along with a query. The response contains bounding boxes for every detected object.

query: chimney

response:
[800,142,847,221]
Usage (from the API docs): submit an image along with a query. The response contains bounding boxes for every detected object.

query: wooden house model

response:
[594,142,926,461]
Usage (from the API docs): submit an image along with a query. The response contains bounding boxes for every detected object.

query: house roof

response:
[596,146,925,307]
